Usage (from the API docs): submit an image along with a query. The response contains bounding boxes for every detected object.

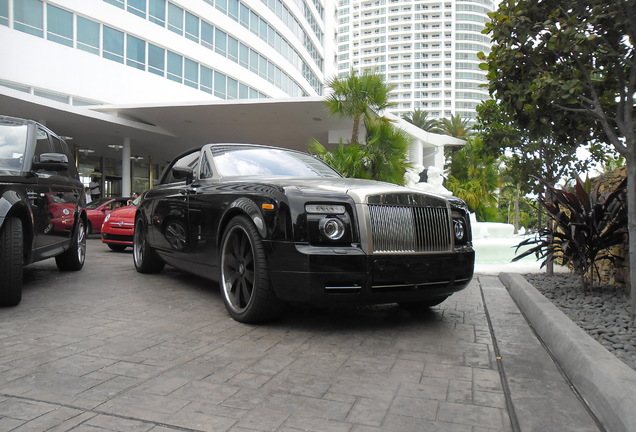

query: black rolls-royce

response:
[134,143,474,323]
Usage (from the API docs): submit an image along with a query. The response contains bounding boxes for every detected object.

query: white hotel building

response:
[335,0,494,119]
[0,0,469,195]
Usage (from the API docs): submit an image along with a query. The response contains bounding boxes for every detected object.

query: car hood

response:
[107,205,136,219]
[247,177,449,204]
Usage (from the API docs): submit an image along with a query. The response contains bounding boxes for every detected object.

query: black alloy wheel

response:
[55,217,86,271]
[220,215,283,323]
[133,217,165,273]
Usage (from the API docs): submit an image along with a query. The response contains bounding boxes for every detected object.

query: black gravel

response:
[523,273,636,371]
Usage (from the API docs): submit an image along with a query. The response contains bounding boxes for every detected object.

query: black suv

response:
[0,115,87,306]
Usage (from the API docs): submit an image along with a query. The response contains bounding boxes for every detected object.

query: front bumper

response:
[267,242,474,305]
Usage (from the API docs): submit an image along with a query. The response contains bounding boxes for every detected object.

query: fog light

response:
[320,218,345,240]
[453,219,465,241]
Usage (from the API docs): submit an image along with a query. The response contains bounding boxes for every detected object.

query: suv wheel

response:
[55,217,86,271]
[0,217,24,306]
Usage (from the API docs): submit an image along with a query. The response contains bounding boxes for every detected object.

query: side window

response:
[199,152,213,179]
[34,127,52,158]
[50,135,70,177]
[163,150,200,184]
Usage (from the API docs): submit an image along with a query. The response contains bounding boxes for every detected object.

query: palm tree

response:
[402,109,440,132]
[363,117,411,185]
[437,114,473,138]
[325,69,396,144]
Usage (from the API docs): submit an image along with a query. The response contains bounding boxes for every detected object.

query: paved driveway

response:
[0,239,597,432]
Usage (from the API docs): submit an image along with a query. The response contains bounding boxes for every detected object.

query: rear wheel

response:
[107,244,127,252]
[0,217,23,306]
[133,217,164,273]
[56,217,86,271]
[220,215,284,323]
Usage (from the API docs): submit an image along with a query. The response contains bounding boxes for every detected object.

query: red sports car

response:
[85,197,131,234]
[101,197,138,251]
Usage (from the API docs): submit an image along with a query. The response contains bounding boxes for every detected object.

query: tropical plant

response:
[480,0,636,315]
[445,136,501,221]
[436,114,473,138]
[325,69,396,145]
[513,177,628,290]
[402,109,440,132]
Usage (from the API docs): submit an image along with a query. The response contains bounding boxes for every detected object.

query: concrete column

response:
[122,137,131,197]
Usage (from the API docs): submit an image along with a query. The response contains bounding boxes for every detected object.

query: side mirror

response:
[32,153,69,171]
[172,166,194,184]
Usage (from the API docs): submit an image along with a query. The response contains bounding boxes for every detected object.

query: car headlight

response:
[453,218,465,242]
[104,213,111,223]
[320,217,345,240]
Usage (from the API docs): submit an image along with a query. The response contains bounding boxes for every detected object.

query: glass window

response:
[249,10,258,33]
[239,83,248,99]
[149,0,166,26]
[228,0,239,20]
[239,3,249,28]
[104,0,124,9]
[14,0,43,37]
[239,43,249,68]
[0,0,8,27]
[167,51,183,83]
[126,34,146,70]
[184,59,198,88]
[185,12,199,42]
[77,16,100,55]
[167,3,183,35]
[226,77,238,99]
[249,49,258,73]
[201,21,213,49]
[227,36,238,62]
[199,153,213,179]
[103,26,124,63]
[127,0,146,18]
[214,71,226,98]
[259,17,268,40]
[47,4,73,47]
[148,43,165,76]
[200,66,213,93]
[216,0,227,14]
[215,28,226,56]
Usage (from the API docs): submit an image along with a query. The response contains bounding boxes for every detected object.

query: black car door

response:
[32,127,81,253]
[148,150,200,263]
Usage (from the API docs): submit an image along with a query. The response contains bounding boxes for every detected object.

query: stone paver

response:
[0,239,596,431]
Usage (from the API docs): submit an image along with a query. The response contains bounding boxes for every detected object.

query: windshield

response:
[0,121,28,175]
[211,146,341,178]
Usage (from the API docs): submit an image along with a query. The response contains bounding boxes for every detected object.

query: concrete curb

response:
[499,272,636,432]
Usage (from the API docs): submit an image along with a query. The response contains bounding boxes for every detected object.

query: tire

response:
[220,215,284,323]
[133,216,164,273]
[0,217,23,306]
[399,295,450,311]
[55,217,86,271]
[107,244,127,252]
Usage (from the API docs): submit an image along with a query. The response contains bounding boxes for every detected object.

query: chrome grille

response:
[368,204,452,253]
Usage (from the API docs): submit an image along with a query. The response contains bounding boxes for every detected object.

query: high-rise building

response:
[1,0,328,105]
[334,0,494,119]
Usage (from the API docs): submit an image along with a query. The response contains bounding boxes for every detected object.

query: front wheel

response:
[220,215,284,323]
[0,217,23,306]
[56,217,86,271]
[133,216,164,273]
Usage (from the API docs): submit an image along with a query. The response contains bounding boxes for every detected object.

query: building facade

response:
[0,0,330,194]
[335,0,494,119]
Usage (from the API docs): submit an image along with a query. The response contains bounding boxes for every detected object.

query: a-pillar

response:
[122,137,131,197]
